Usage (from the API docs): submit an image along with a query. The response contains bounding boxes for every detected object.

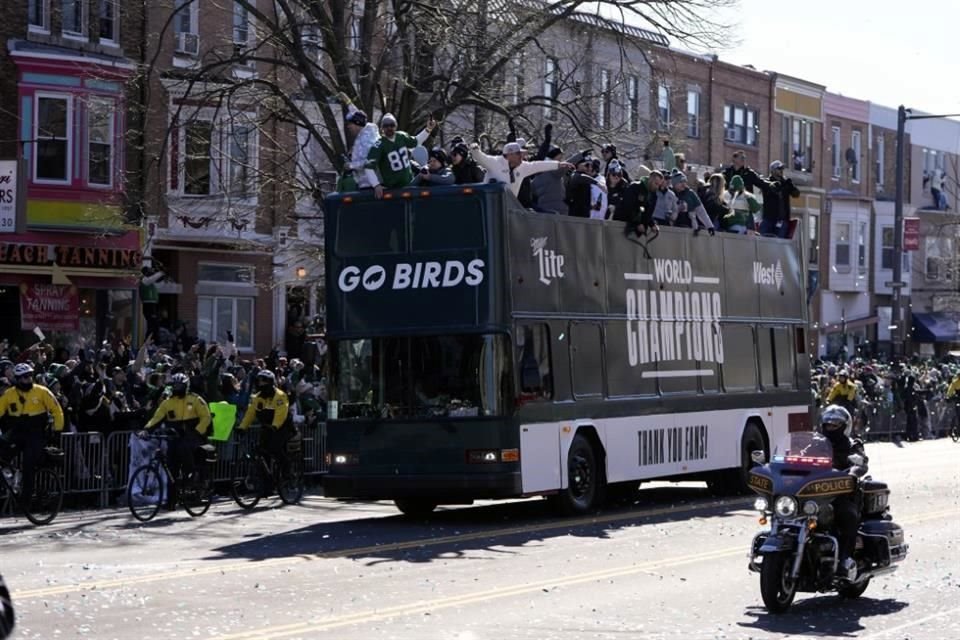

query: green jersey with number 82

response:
[367,132,419,188]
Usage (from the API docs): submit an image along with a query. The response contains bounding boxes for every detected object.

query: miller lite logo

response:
[531,237,565,286]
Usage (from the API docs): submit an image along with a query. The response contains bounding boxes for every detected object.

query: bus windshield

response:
[332,334,512,420]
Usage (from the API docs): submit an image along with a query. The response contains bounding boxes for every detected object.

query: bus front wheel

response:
[550,433,603,516]
[707,422,765,496]
[394,499,438,518]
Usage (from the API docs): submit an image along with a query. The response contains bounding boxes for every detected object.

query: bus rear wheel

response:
[394,499,438,518]
[550,433,603,516]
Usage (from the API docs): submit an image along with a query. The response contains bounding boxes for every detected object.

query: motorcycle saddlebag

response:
[861,480,890,515]
[859,519,906,563]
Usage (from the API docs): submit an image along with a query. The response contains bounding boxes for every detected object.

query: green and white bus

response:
[322,183,812,516]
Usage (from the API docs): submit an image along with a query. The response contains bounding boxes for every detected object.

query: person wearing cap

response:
[469,140,574,200]
[757,160,800,238]
[528,145,568,214]
[722,150,763,194]
[411,148,455,186]
[365,112,437,198]
[564,152,602,218]
[671,172,715,235]
[721,174,761,234]
[648,170,678,226]
[586,158,609,220]
[338,92,381,190]
[601,144,630,181]
[605,161,630,221]
[449,143,486,185]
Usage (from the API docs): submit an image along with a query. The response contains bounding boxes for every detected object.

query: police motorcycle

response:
[746,430,908,613]
[0,571,13,639]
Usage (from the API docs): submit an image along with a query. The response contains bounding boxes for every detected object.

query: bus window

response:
[721,324,758,391]
[773,327,795,388]
[516,324,553,402]
[570,322,603,398]
[335,200,406,256]
[758,326,775,389]
[603,322,657,397]
[411,197,485,252]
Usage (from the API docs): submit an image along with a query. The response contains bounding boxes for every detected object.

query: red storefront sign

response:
[19,283,79,332]
[903,217,920,251]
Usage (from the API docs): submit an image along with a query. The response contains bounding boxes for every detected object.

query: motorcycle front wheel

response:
[760,552,797,614]
[838,578,870,599]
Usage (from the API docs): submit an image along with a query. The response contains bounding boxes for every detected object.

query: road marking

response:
[858,605,960,639]
[13,497,752,600]
[207,546,746,640]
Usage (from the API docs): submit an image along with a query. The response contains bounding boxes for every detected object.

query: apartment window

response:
[881,226,894,270]
[184,121,213,195]
[233,2,250,45]
[348,13,363,51]
[857,222,867,271]
[34,95,71,183]
[789,119,813,172]
[834,222,851,269]
[657,84,670,127]
[876,135,885,190]
[198,296,254,350]
[62,0,86,38]
[851,130,862,183]
[98,0,118,44]
[175,0,197,34]
[511,52,525,105]
[724,103,758,146]
[925,236,954,281]
[543,58,558,118]
[229,126,253,197]
[687,90,700,138]
[831,126,841,179]
[808,214,819,267]
[87,97,114,187]
[627,76,639,133]
[198,263,254,283]
[598,70,611,129]
[28,0,49,31]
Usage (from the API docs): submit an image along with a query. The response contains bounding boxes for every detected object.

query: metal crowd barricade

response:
[60,431,108,504]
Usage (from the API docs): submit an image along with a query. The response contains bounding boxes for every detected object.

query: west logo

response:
[531,237,565,285]
[753,260,784,289]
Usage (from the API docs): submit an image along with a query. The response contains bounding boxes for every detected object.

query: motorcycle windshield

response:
[771,431,834,467]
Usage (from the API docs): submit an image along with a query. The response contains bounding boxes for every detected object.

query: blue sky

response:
[713,0,960,116]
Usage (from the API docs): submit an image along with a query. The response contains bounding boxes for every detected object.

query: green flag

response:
[209,402,238,442]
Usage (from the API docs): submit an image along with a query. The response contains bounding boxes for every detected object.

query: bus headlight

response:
[753,497,769,512]
[774,496,798,518]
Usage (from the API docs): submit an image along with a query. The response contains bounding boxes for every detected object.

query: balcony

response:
[157,196,270,246]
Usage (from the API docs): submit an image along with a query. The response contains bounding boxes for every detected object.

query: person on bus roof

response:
[468,141,574,200]
[411,148,455,187]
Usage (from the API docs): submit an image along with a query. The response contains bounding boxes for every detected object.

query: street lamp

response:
[892,106,960,358]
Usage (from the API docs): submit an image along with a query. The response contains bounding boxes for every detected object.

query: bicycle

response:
[0,442,64,526]
[0,571,13,640]
[127,429,216,522]
[230,429,305,510]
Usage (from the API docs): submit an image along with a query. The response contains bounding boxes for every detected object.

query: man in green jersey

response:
[365,113,437,197]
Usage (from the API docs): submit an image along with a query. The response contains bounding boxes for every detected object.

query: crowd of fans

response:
[0,331,327,439]
[338,102,802,239]
[812,357,960,441]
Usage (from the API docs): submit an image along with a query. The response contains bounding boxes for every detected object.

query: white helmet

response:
[12,363,34,378]
[820,404,852,438]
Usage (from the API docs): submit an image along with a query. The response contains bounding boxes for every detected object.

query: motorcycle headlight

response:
[774,496,798,517]
[753,497,769,512]
[802,500,819,516]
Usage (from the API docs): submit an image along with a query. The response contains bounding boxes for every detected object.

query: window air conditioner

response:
[175,32,200,56]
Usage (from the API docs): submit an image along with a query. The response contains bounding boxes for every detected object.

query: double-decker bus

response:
[322,183,812,516]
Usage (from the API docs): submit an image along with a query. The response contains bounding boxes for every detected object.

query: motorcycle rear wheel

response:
[838,578,870,599]
[760,553,797,614]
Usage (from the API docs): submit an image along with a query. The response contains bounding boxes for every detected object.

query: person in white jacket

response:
[469,141,573,198]
[342,103,382,189]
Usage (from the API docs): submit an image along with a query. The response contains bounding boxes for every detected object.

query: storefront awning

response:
[912,313,960,343]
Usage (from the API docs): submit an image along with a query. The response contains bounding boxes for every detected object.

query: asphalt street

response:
[1,439,958,640]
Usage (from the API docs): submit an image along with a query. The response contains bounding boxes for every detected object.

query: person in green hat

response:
[721,174,761,234]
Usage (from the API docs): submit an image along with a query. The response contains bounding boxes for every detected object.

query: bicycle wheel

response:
[21,468,63,526]
[277,457,304,506]
[231,453,265,510]
[128,464,164,522]
[183,475,212,518]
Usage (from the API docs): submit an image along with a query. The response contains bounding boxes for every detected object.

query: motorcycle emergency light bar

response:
[781,455,831,467]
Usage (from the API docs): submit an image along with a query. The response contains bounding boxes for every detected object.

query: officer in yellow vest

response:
[238,370,295,478]
[141,373,211,487]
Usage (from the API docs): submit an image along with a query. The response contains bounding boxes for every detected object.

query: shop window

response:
[198,296,254,350]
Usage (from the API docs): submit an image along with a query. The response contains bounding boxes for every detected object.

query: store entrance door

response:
[0,285,23,347]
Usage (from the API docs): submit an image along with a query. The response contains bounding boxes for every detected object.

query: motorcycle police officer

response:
[820,404,869,581]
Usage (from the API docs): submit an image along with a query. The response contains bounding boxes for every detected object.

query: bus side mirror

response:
[751,450,767,465]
